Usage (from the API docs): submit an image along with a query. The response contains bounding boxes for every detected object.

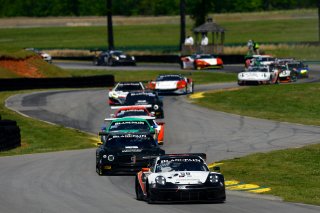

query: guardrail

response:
[0,75,115,91]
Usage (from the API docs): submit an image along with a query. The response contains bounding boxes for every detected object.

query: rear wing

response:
[111,105,152,110]
[104,116,156,122]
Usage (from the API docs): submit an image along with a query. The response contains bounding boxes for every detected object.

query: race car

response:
[148,74,194,95]
[238,65,280,85]
[96,132,165,175]
[286,61,309,79]
[99,117,156,143]
[135,154,226,203]
[180,54,223,70]
[246,55,275,67]
[108,82,145,106]
[277,63,298,83]
[93,50,136,66]
[114,91,164,119]
[25,48,52,63]
[110,106,165,145]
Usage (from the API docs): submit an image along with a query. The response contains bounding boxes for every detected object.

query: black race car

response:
[96,133,165,175]
[93,50,136,66]
[122,91,164,119]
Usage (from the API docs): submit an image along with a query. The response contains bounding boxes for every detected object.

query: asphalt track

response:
[2,63,320,213]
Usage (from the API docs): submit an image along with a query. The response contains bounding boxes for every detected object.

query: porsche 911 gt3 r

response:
[148,74,193,95]
[135,154,226,203]
[181,54,223,70]
[108,82,145,106]
[238,66,279,85]
[110,106,165,145]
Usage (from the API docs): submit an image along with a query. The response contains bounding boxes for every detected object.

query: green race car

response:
[99,117,156,143]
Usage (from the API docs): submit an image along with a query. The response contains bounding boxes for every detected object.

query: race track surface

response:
[2,64,320,213]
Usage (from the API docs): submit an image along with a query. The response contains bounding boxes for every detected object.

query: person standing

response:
[184,35,194,45]
[201,34,209,46]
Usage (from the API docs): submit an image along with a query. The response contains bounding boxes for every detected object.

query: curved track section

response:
[3,78,320,212]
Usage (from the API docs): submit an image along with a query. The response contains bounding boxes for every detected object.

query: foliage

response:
[0,0,318,17]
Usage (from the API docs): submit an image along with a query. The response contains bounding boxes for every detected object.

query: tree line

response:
[0,0,318,17]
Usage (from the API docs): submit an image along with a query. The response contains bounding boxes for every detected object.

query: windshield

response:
[247,66,269,72]
[125,94,157,105]
[115,83,143,92]
[109,120,150,131]
[116,109,149,118]
[155,158,208,173]
[106,134,157,149]
[156,75,181,81]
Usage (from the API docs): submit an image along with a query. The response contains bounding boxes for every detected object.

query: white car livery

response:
[149,74,193,95]
[108,82,145,105]
[238,66,279,85]
[135,154,226,203]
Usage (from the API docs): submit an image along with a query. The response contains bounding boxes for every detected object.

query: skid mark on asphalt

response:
[208,162,271,194]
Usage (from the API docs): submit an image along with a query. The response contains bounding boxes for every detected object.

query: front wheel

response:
[135,178,144,201]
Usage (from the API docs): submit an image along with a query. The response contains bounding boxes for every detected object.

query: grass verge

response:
[66,69,237,84]
[192,83,320,205]
[220,143,320,205]
[192,83,320,125]
[0,90,97,157]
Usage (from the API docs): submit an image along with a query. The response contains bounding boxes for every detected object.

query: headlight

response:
[107,155,114,161]
[131,56,135,60]
[155,176,166,185]
[153,105,159,110]
[103,155,107,159]
[209,174,219,183]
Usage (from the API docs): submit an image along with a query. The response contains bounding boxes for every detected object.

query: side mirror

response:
[96,141,103,146]
[110,114,115,118]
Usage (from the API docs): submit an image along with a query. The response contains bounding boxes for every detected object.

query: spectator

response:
[184,35,194,45]
[253,41,260,55]
[201,34,208,46]
[247,39,254,55]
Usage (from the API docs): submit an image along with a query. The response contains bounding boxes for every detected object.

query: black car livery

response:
[123,91,164,119]
[96,133,165,175]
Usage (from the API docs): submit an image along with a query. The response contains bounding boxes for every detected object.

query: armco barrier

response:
[53,54,245,64]
[0,75,115,91]
[0,119,21,151]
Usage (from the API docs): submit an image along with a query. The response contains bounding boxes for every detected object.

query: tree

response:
[180,0,186,50]
[106,0,114,50]
[188,0,214,27]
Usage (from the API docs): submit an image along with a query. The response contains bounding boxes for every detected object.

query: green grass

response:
[67,69,236,84]
[0,91,97,157]
[195,84,320,205]
[0,9,318,60]
[193,83,320,126]
[220,143,320,205]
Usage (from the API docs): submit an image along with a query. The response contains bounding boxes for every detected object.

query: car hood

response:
[150,171,210,184]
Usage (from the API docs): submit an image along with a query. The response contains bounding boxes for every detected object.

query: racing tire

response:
[96,163,104,176]
[275,77,280,84]
[237,80,244,86]
[93,58,100,66]
[190,83,194,94]
[146,182,155,204]
[135,177,144,201]
[108,59,114,66]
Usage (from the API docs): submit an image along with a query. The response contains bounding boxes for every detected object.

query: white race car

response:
[238,66,279,85]
[108,82,145,105]
[135,154,226,203]
[181,54,223,70]
[148,74,194,95]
